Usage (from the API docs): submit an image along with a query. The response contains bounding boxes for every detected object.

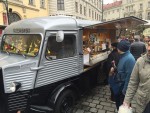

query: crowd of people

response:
[107,35,150,113]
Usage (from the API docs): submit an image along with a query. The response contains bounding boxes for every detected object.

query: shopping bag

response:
[118,105,133,113]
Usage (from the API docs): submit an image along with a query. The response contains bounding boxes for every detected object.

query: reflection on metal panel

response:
[78,56,83,73]
[4,71,35,93]
[36,56,79,87]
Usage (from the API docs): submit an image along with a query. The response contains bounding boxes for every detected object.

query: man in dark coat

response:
[130,35,146,60]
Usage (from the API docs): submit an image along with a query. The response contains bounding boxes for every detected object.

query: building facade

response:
[48,0,102,21]
[0,0,49,25]
[103,1,122,21]
[103,0,150,21]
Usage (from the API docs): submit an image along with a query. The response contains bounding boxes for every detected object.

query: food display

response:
[1,34,41,57]
[83,28,115,65]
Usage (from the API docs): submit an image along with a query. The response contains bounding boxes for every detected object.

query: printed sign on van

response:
[13,28,30,33]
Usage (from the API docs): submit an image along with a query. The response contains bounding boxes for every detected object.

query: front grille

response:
[8,90,30,111]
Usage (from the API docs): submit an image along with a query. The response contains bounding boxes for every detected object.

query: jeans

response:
[114,92,125,110]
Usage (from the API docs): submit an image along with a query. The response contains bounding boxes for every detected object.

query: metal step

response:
[30,105,53,113]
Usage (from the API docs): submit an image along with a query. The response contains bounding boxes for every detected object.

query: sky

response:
[103,0,114,4]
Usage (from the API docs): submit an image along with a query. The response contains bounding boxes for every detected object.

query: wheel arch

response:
[48,82,79,107]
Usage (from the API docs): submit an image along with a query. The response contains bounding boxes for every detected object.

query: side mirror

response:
[56,31,64,42]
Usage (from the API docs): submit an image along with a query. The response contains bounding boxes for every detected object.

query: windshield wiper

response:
[6,50,10,55]
[22,54,27,58]
[16,49,27,58]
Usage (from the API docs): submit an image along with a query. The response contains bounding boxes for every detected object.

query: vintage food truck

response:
[0,16,146,113]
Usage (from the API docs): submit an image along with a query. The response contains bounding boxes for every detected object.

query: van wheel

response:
[55,90,75,113]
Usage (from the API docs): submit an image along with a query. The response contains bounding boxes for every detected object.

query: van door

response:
[35,31,80,88]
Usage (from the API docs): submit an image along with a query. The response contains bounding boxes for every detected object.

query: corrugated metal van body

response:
[36,56,79,88]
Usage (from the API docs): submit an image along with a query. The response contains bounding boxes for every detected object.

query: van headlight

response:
[9,82,21,92]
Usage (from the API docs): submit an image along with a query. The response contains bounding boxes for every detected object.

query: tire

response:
[54,90,75,113]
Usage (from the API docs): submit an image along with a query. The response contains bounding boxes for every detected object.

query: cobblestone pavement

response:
[73,85,137,113]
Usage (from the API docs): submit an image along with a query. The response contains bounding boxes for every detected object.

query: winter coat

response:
[107,49,120,72]
[130,41,146,60]
[109,51,135,95]
[124,54,150,113]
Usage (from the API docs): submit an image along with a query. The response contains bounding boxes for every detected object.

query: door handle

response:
[30,66,44,71]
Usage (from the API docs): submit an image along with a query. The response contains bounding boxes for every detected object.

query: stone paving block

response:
[103,106,115,112]
[96,105,103,109]
[103,95,110,99]
[74,104,83,109]
[82,105,90,111]
[82,102,90,106]
[100,102,112,107]
[90,108,98,113]
[86,99,93,103]
[106,111,115,113]
[106,93,111,96]
[92,100,100,104]
[98,109,106,113]
[99,91,106,95]
[84,112,92,113]
[99,97,106,102]
[111,104,116,108]
[89,103,96,108]
[93,96,99,100]
[96,94,104,98]
[75,109,84,113]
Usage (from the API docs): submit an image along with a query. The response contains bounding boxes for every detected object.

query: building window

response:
[92,10,94,19]
[147,12,150,20]
[80,4,82,14]
[75,2,78,13]
[57,0,64,10]
[84,7,86,16]
[40,0,45,8]
[29,0,34,5]
[139,13,142,19]
[148,1,150,8]
[140,3,143,10]
[89,9,91,17]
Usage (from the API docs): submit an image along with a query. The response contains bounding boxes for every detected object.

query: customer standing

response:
[109,40,135,110]
[130,35,146,60]
[107,42,120,102]
[123,40,150,113]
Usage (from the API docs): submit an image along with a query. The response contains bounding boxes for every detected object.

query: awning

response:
[84,16,147,30]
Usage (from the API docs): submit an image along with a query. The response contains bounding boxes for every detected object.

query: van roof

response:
[4,16,101,34]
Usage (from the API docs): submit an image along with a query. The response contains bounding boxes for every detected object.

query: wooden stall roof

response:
[84,16,147,30]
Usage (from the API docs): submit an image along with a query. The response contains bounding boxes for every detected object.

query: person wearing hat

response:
[130,35,146,60]
[107,42,120,102]
[109,40,135,110]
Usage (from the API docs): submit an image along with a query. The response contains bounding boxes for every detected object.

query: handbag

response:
[108,74,124,96]
[118,105,133,113]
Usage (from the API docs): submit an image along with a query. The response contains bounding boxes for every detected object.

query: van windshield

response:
[1,34,41,57]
